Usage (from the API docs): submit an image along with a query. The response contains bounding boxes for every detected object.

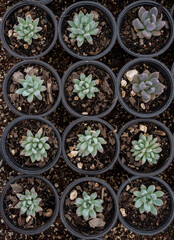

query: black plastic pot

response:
[117,176,174,235]
[0,116,61,174]
[23,0,53,4]
[62,60,117,118]
[58,1,117,60]
[116,58,174,118]
[0,1,58,60]
[3,60,62,117]
[118,118,174,176]
[171,5,174,19]
[78,238,105,240]
[0,174,59,235]
[172,62,174,78]
[117,0,174,58]
[62,117,120,175]
[60,177,118,239]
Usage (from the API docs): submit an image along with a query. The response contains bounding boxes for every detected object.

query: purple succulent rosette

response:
[132,6,166,39]
[132,70,165,103]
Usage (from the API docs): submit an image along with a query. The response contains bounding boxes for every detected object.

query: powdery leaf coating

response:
[132,6,166,39]
[76,126,107,157]
[20,128,50,163]
[133,184,164,215]
[132,70,165,103]
[14,14,42,45]
[75,191,103,220]
[73,73,99,100]
[67,11,99,47]
[131,133,162,165]
[16,74,46,103]
[14,187,43,217]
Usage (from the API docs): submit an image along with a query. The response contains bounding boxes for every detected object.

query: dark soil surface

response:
[120,64,168,113]
[6,119,58,168]
[65,121,116,171]
[0,0,173,239]
[62,7,112,57]
[119,178,171,230]
[4,5,54,57]
[8,63,59,115]
[65,64,114,116]
[4,177,55,229]
[65,181,114,235]
[120,122,170,173]
[120,5,170,55]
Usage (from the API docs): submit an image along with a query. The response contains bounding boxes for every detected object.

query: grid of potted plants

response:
[0,0,174,239]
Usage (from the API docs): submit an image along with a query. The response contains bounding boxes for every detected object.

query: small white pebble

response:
[70,189,77,200]
[126,70,138,82]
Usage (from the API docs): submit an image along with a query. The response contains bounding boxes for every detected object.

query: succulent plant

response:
[132,6,166,39]
[20,128,50,163]
[16,74,46,103]
[76,126,107,157]
[75,191,103,220]
[73,73,99,100]
[14,187,42,217]
[133,184,164,215]
[131,133,162,165]
[14,14,42,45]
[132,70,165,103]
[67,11,99,47]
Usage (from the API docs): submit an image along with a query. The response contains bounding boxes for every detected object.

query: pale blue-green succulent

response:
[14,187,43,217]
[76,126,107,157]
[75,191,103,220]
[131,133,162,165]
[14,14,42,45]
[73,73,99,99]
[67,11,99,47]
[132,6,166,39]
[132,71,165,103]
[133,184,164,215]
[16,74,46,103]
[20,128,50,163]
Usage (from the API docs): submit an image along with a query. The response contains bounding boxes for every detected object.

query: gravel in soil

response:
[119,178,171,230]
[120,6,170,55]
[65,181,114,235]
[4,177,55,229]
[65,121,116,171]
[120,122,170,173]
[0,0,173,239]
[4,5,54,57]
[6,119,58,169]
[8,64,59,115]
[62,7,111,57]
[65,64,114,116]
[120,64,168,113]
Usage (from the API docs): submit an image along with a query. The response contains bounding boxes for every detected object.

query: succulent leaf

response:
[75,191,103,220]
[20,128,50,163]
[132,70,165,103]
[133,184,164,215]
[68,11,99,47]
[16,74,46,103]
[76,126,107,157]
[131,133,162,165]
[132,6,166,39]
[14,14,42,45]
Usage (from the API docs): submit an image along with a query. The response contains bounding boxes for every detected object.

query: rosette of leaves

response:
[75,191,103,220]
[132,6,166,39]
[14,14,42,45]
[16,74,46,103]
[14,187,43,217]
[73,73,99,100]
[67,11,99,47]
[133,184,164,215]
[20,128,50,163]
[76,126,107,157]
[132,71,165,103]
[131,133,162,165]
